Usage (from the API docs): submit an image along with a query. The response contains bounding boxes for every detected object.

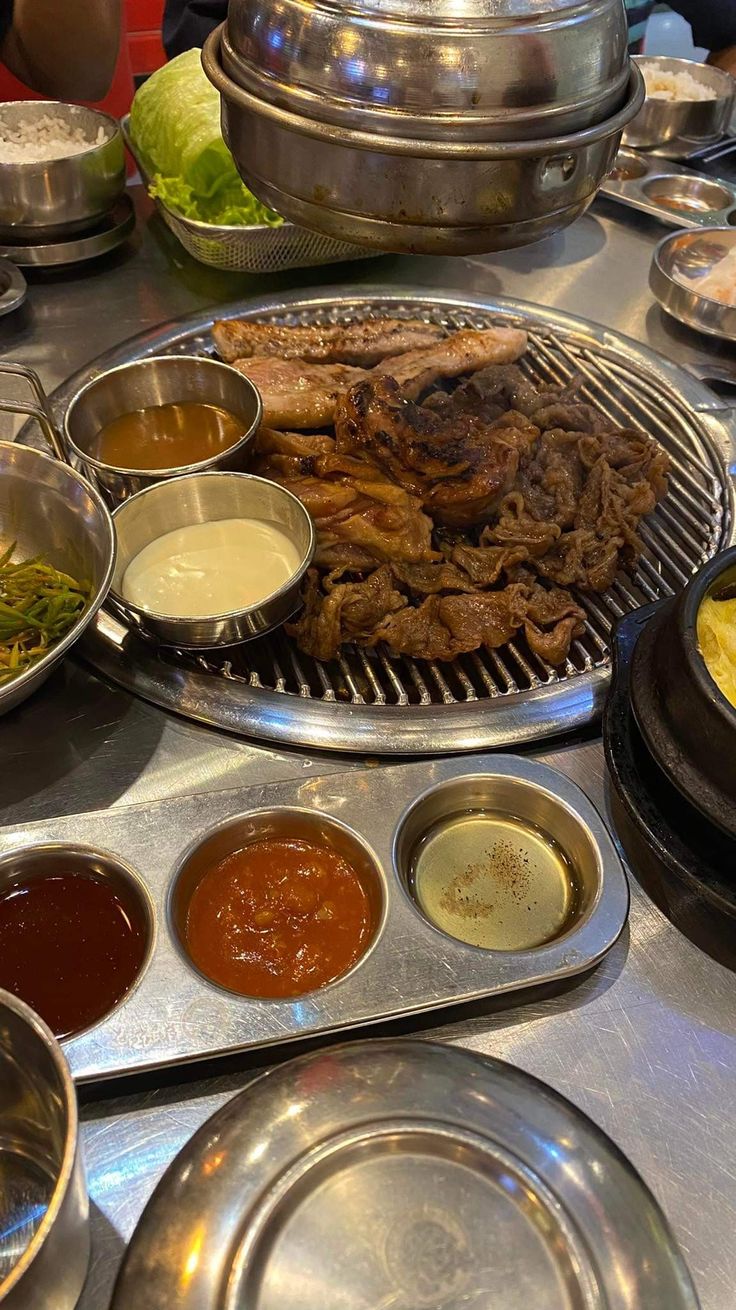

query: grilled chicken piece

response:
[335,375,523,527]
[255,428,336,458]
[375,326,527,398]
[265,452,437,570]
[213,317,446,366]
[232,357,367,429]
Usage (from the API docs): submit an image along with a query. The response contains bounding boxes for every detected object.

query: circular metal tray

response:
[111,1040,699,1310]
[47,287,736,755]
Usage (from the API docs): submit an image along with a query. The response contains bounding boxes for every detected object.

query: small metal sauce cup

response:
[63,355,263,507]
[108,470,315,647]
[0,101,124,238]
[0,990,89,1310]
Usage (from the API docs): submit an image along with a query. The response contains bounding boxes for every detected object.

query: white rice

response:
[675,246,736,307]
[0,113,108,163]
[640,63,718,103]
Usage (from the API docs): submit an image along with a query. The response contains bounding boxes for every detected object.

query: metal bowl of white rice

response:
[623,55,735,153]
[0,101,125,239]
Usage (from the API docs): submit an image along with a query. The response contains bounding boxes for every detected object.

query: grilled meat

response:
[232,357,367,429]
[265,452,437,571]
[375,327,527,398]
[213,317,446,366]
[288,567,407,663]
[335,375,531,527]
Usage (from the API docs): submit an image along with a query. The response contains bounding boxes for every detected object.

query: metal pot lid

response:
[224,0,628,141]
[112,1040,699,1310]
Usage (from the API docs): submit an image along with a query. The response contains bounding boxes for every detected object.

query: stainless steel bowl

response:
[649,226,736,341]
[224,0,629,143]
[204,28,644,255]
[623,56,736,152]
[64,354,263,507]
[109,471,316,647]
[0,441,115,715]
[0,101,125,239]
[0,989,89,1310]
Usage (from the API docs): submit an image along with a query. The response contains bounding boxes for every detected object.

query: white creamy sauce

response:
[122,518,302,618]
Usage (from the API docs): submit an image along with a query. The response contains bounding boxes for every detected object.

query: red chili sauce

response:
[184,837,375,998]
[0,870,149,1039]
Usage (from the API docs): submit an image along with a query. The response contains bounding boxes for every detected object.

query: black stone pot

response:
[630,546,736,840]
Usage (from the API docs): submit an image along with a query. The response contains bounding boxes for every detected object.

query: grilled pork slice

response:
[265,452,437,571]
[375,326,528,398]
[232,358,367,429]
[213,317,446,365]
[335,375,531,527]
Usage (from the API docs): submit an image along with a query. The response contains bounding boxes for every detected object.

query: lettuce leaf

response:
[150,174,283,227]
[130,48,283,228]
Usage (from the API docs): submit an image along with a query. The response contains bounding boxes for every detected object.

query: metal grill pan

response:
[46,288,735,755]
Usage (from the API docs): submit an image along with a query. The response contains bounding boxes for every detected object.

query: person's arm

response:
[0,0,122,102]
[665,0,736,76]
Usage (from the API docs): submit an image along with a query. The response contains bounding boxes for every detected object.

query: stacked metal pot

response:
[203,0,644,254]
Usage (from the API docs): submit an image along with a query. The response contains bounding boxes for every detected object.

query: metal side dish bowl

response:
[624,56,736,153]
[0,101,125,239]
[0,989,89,1310]
[650,226,736,340]
[108,471,315,648]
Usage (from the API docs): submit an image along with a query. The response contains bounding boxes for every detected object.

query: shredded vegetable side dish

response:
[0,543,91,683]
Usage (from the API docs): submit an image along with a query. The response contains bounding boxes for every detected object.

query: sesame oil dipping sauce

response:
[94,401,246,472]
[408,809,582,951]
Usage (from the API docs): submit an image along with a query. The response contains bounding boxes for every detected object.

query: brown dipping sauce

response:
[0,870,149,1038]
[185,838,374,998]
[95,401,245,471]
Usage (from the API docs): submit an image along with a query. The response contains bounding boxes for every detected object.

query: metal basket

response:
[121,117,377,274]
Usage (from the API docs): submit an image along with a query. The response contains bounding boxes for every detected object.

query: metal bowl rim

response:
[0,441,116,702]
[0,101,122,168]
[0,986,79,1299]
[63,354,264,477]
[166,804,389,1004]
[109,470,316,625]
[205,27,645,160]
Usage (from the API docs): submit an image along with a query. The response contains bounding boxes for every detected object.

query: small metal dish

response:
[394,771,601,952]
[624,55,735,152]
[0,259,26,317]
[112,1039,699,1310]
[0,101,125,238]
[108,471,315,648]
[650,226,736,340]
[64,354,263,506]
[0,843,156,1038]
[608,148,648,181]
[169,807,386,997]
[0,438,115,716]
[0,989,89,1310]
[0,195,135,268]
[641,173,734,216]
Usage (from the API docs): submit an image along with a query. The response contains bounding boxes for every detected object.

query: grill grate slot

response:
[162,301,730,714]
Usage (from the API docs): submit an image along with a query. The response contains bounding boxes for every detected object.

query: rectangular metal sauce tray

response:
[0,755,629,1083]
[600,148,736,228]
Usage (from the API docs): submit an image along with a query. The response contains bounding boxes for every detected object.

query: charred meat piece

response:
[288,566,407,662]
[232,357,367,429]
[335,375,522,527]
[213,317,446,366]
[372,587,532,662]
[375,327,527,398]
[430,364,615,436]
[391,546,529,597]
[263,452,437,571]
[255,428,336,459]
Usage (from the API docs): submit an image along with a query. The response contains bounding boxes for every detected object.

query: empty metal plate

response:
[112,1040,699,1310]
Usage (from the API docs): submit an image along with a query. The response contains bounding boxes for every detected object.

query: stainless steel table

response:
[2,191,734,1310]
